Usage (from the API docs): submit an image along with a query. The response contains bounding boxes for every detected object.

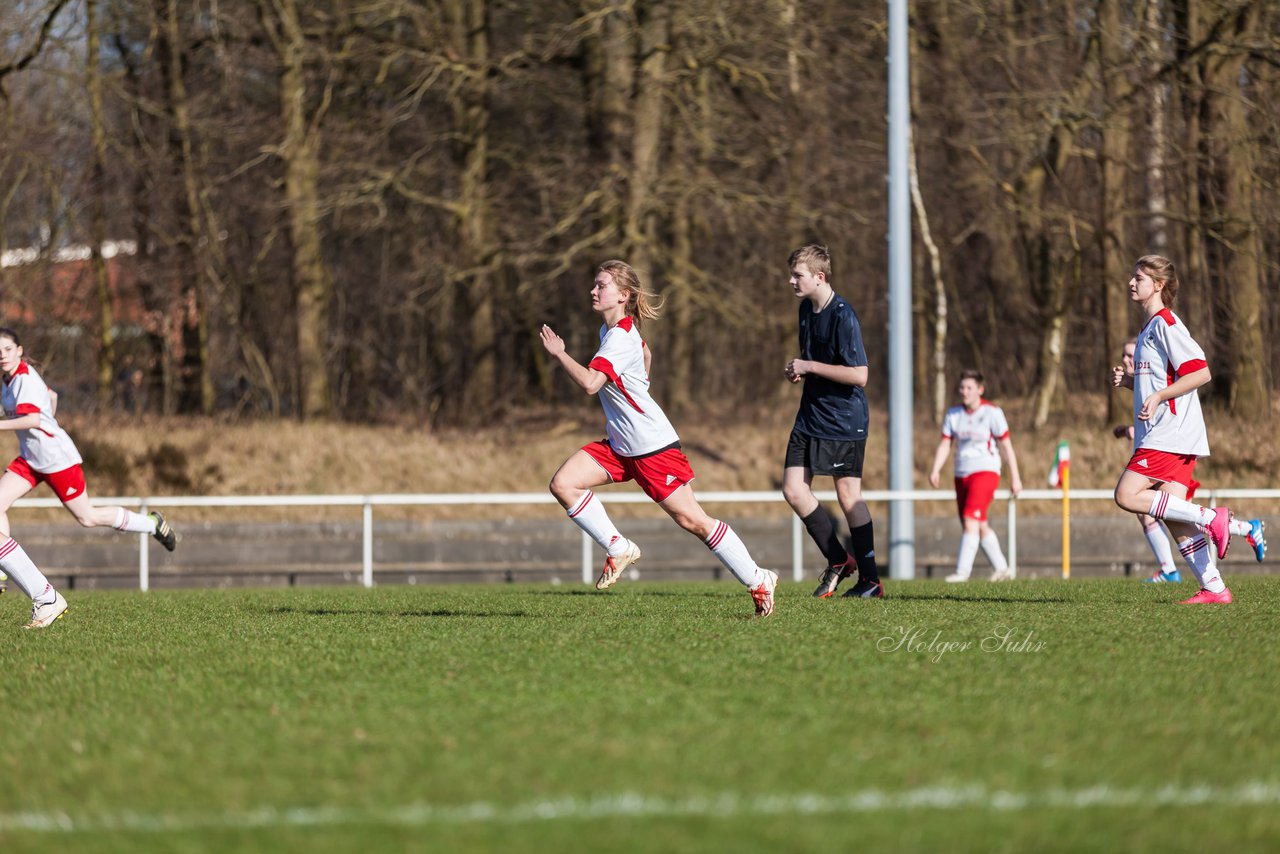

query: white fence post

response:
[1007,493,1017,578]
[139,500,149,592]
[581,531,592,584]
[362,500,374,588]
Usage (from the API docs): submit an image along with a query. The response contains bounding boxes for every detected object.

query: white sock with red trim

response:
[1147,493,1214,528]
[954,532,979,579]
[113,507,158,534]
[979,532,1008,574]
[704,520,765,588]
[566,491,630,558]
[1229,518,1253,537]
[1142,521,1177,575]
[0,537,56,604]
[1177,536,1226,593]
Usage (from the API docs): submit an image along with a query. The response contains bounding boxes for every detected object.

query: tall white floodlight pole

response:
[887,0,915,578]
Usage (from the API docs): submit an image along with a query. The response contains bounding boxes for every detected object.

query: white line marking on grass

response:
[4,783,1279,834]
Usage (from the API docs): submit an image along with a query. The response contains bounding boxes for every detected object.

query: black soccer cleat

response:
[150,511,177,552]
[841,577,884,599]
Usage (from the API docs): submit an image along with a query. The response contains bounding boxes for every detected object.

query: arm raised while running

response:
[540,324,608,395]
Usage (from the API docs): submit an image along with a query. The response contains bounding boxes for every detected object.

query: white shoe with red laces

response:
[751,570,778,618]
[595,541,642,591]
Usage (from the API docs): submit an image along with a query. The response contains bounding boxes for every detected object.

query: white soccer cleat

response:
[595,541,642,590]
[24,591,69,629]
[990,569,1014,582]
[751,569,778,617]
[944,573,970,583]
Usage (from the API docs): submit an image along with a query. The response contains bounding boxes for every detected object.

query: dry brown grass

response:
[34,394,1280,523]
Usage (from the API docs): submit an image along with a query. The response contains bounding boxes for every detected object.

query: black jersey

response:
[793,294,869,441]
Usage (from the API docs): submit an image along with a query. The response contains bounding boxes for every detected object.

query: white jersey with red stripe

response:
[1132,308,1209,457]
[587,317,679,457]
[941,401,1009,477]
[1,361,83,473]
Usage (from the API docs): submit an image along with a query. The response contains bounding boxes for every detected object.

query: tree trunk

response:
[1143,0,1170,254]
[1195,1,1268,418]
[86,0,116,413]
[161,0,214,414]
[625,0,668,281]
[1098,0,1134,426]
[446,0,495,419]
[260,0,333,419]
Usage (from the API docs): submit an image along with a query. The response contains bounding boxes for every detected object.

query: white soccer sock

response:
[1142,521,1177,575]
[1229,518,1253,537]
[979,531,1008,573]
[1177,536,1226,593]
[113,507,158,534]
[704,520,766,589]
[954,532,980,579]
[0,537,56,604]
[566,491,630,557]
[1147,493,1214,528]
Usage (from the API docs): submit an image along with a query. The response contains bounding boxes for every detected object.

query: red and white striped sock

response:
[704,520,765,589]
[113,507,158,534]
[0,536,56,604]
[566,491,630,557]
[1177,536,1226,593]
[1147,493,1214,528]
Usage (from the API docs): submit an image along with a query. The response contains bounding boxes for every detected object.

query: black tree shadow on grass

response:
[521,588,730,599]
[885,593,1070,604]
[264,606,531,618]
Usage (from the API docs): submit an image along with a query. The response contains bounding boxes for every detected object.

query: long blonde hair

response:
[598,260,663,327]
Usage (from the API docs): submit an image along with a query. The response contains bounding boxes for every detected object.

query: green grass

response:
[2,577,1278,852]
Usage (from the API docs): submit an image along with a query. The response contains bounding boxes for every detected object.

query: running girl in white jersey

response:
[539,260,779,617]
[0,329,177,554]
[1111,256,1265,604]
[928,370,1022,582]
[1113,338,1188,583]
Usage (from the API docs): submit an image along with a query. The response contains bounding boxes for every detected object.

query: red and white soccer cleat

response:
[595,541,642,590]
[751,569,778,617]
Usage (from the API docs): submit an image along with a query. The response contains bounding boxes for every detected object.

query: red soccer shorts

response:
[7,457,88,503]
[955,470,999,521]
[1126,448,1199,491]
[582,440,695,503]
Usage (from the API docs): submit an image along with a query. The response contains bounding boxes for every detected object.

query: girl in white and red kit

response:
[0,329,177,566]
[1111,256,1266,604]
[539,261,779,617]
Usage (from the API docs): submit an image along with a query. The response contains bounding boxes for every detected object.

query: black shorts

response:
[784,428,866,478]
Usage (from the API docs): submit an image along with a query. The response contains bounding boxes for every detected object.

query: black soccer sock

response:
[850,521,880,582]
[801,507,849,568]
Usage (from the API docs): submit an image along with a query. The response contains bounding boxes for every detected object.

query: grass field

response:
[2,577,1278,852]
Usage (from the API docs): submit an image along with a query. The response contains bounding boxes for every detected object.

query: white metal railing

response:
[13,487,1278,591]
